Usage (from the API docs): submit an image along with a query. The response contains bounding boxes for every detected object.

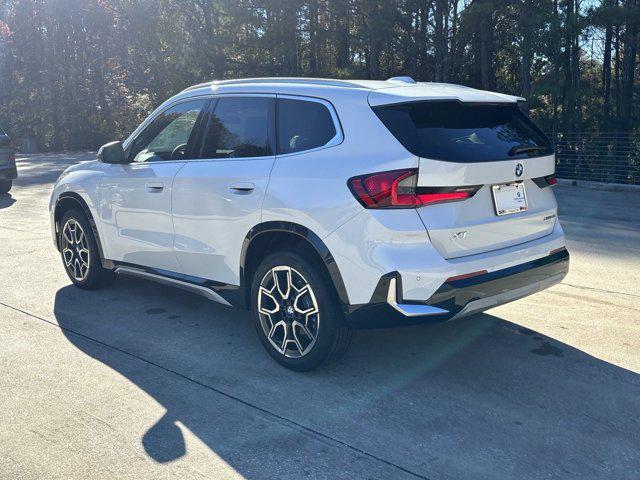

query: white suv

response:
[50,77,569,370]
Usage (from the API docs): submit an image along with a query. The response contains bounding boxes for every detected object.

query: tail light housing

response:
[348,169,478,209]
[533,174,558,188]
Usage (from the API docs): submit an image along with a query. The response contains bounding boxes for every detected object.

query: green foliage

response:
[0,0,638,151]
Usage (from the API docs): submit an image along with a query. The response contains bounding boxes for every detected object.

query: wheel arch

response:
[54,192,106,261]
[240,222,350,310]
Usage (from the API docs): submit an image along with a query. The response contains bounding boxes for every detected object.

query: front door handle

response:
[145,182,164,193]
[229,182,255,193]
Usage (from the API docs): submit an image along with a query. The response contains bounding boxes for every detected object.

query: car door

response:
[98,97,210,272]
[171,94,276,285]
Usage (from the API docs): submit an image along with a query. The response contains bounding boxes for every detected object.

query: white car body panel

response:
[417,177,558,259]
[367,83,524,106]
[97,161,186,272]
[325,214,565,305]
[416,154,555,186]
[172,156,275,285]
[49,161,107,250]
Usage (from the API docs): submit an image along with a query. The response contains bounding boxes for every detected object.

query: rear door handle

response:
[145,182,164,193]
[229,182,255,193]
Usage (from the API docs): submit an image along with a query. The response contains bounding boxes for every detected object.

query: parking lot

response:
[1,152,639,479]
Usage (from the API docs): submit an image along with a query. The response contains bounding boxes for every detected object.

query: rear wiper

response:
[507,145,547,156]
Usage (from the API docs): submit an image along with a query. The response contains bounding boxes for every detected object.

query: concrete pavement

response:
[1,153,639,479]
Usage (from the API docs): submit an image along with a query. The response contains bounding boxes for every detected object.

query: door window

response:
[200,96,275,159]
[129,99,208,163]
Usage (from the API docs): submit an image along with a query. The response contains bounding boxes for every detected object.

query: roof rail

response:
[387,76,416,84]
[182,82,216,92]
[182,77,367,92]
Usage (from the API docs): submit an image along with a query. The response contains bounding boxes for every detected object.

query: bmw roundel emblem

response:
[515,163,524,177]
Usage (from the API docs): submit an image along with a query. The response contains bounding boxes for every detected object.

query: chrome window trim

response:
[122,92,343,164]
[275,94,344,158]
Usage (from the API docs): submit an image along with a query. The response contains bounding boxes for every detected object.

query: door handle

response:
[229,182,255,193]
[145,182,164,193]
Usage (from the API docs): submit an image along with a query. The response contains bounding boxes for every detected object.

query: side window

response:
[201,96,274,159]
[277,98,338,154]
[129,99,208,163]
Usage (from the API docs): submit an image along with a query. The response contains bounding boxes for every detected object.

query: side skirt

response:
[109,262,245,308]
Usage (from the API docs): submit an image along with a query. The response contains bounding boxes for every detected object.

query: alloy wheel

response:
[61,219,90,281]
[257,266,320,358]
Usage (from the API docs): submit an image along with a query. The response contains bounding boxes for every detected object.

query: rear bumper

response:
[427,248,569,318]
[346,248,569,328]
[0,165,17,180]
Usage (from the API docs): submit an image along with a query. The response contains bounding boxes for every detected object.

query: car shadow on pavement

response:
[53,280,640,480]
[0,193,16,209]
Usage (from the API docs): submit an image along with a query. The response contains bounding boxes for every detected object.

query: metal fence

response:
[552,132,640,185]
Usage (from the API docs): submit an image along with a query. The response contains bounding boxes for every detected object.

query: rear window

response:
[372,101,552,162]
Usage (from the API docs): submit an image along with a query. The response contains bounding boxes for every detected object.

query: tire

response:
[0,180,11,194]
[251,251,352,371]
[58,209,114,289]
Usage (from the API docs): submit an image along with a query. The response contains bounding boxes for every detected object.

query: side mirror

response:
[98,141,127,164]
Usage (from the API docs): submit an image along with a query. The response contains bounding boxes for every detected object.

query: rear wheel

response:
[58,209,114,289]
[251,251,352,371]
[0,180,11,194]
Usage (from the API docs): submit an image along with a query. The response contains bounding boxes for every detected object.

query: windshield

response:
[372,101,552,162]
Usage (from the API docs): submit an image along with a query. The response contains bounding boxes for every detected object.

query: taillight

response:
[533,174,558,188]
[348,169,478,209]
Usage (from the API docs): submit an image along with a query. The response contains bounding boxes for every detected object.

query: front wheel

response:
[58,209,114,289]
[251,252,352,371]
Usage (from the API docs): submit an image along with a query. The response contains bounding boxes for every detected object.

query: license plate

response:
[492,182,528,216]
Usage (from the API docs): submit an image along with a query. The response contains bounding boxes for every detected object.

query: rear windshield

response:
[372,101,552,162]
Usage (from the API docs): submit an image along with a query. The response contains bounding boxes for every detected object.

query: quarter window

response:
[277,98,338,154]
[129,99,208,163]
[200,97,274,159]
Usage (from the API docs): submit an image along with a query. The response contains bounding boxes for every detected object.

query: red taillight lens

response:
[546,175,558,186]
[348,169,475,209]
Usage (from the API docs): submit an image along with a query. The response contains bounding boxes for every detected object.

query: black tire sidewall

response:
[250,251,343,371]
[59,209,107,289]
[0,180,11,194]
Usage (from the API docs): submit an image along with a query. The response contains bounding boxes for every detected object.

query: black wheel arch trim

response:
[54,192,106,261]
[240,221,351,309]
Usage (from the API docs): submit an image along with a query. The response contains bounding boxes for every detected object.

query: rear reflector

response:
[546,175,558,186]
[348,169,479,209]
[446,270,488,283]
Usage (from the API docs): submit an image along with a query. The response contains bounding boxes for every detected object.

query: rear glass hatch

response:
[372,100,558,259]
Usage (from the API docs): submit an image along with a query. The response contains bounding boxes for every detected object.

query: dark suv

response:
[0,126,17,194]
